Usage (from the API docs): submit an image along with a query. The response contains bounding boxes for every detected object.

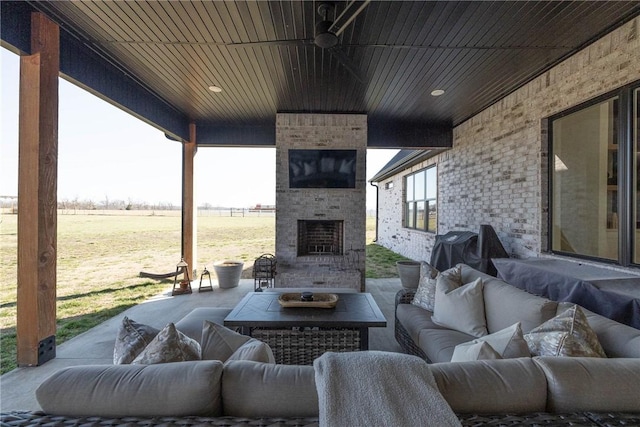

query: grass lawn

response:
[0,211,409,374]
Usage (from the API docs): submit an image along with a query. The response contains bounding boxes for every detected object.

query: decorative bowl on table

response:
[278,293,339,308]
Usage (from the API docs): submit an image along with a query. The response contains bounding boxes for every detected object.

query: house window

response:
[550,82,639,266]
[404,166,436,232]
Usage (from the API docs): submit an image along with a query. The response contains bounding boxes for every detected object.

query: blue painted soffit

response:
[1,1,190,142]
[1,2,453,149]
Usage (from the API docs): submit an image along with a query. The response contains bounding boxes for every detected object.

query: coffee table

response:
[224,292,387,364]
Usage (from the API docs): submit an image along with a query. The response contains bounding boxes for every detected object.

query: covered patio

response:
[1,0,639,370]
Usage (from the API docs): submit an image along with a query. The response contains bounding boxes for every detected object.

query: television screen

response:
[288,149,357,189]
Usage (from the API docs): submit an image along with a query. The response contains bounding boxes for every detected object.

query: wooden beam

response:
[182,123,197,277]
[17,12,59,366]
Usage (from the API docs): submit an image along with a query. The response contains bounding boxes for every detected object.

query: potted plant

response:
[213,260,244,289]
[396,260,421,289]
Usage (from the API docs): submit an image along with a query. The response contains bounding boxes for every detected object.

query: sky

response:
[1,48,397,210]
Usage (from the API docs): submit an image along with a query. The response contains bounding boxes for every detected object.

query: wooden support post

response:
[17,12,59,366]
[182,123,197,277]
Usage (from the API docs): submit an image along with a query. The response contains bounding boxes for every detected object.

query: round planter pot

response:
[213,261,244,289]
[396,261,421,289]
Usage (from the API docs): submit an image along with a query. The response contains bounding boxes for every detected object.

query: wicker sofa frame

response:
[394,288,429,360]
[3,410,640,426]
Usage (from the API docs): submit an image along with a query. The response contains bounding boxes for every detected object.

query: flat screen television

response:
[288,149,357,189]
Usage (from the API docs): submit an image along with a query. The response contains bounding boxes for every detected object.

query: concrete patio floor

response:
[0,277,403,412]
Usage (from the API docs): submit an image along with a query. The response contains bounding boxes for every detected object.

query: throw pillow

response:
[113,316,160,364]
[226,338,276,364]
[411,262,439,311]
[432,276,488,338]
[454,322,530,360]
[199,320,252,361]
[438,264,462,289]
[450,341,502,362]
[524,305,607,358]
[131,323,201,364]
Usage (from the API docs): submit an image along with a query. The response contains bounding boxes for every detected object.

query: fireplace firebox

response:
[297,220,344,256]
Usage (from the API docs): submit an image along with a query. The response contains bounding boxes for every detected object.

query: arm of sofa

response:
[395,288,416,308]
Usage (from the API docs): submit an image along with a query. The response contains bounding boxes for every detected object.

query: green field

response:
[0,211,407,374]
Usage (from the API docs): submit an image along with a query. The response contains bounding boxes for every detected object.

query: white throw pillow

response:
[200,320,275,363]
[451,341,502,362]
[226,338,275,364]
[432,276,488,338]
[453,322,530,360]
[200,320,251,361]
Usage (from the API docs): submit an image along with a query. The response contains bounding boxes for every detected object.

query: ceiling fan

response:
[227,1,371,83]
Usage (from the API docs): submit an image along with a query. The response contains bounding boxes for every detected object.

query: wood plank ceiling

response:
[26,1,640,140]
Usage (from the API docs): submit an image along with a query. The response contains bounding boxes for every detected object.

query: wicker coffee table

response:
[224,292,387,364]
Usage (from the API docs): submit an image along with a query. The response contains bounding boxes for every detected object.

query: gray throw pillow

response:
[131,323,201,364]
[113,316,159,364]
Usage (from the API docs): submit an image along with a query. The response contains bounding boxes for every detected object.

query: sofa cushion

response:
[113,316,159,364]
[222,360,318,418]
[534,357,640,413]
[131,323,201,364]
[396,304,446,343]
[430,358,547,414]
[578,305,640,358]
[36,361,223,417]
[525,306,606,358]
[451,341,502,362]
[460,264,558,334]
[418,327,475,363]
[432,277,488,338]
[452,322,530,360]
[411,262,439,311]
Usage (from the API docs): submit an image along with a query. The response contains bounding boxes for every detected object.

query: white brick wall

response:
[376,17,640,263]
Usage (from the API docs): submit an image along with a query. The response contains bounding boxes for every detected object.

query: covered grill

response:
[430,225,509,276]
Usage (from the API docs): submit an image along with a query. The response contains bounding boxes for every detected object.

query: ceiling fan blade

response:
[328,46,364,84]
[329,0,371,36]
[227,39,314,48]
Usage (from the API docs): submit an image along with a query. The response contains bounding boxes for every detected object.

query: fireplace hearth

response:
[298,220,343,256]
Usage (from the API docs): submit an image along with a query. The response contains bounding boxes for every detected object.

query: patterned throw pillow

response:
[131,323,201,364]
[524,305,606,358]
[411,262,439,311]
[113,316,160,364]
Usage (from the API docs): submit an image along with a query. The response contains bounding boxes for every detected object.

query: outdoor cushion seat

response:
[175,307,234,342]
[395,303,446,343]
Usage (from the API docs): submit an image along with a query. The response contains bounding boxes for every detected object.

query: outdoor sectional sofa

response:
[395,263,640,362]
[3,355,640,426]
[3,266,640,426]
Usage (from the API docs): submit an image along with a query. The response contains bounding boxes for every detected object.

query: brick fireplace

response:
[275,114,367,291]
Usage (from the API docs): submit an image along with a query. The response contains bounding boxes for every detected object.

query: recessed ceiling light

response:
[208,85,222,93]
[431,89,445,97]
